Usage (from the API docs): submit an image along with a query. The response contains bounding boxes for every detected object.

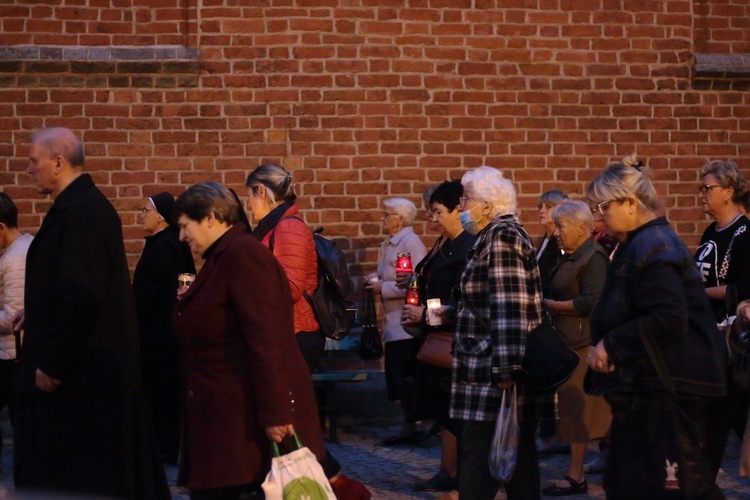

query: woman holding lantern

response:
[365,197,426,446]
[400,180,476,492]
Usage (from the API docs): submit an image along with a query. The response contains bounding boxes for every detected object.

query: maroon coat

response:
[173,224,326,489]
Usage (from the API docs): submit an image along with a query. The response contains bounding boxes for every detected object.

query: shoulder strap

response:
[641,329,677,397]
[718,224,747,283]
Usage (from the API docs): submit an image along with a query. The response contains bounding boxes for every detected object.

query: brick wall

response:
[1,0,749,275]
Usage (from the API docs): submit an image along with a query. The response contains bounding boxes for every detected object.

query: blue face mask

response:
[459,204,481,235]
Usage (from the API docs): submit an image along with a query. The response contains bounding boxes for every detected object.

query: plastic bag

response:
[261,434,336,500]
[489,385,519,484]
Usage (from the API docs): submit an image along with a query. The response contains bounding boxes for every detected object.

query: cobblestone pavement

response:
[1,424,750,499]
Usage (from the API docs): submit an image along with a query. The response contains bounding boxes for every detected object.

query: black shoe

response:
[413,472,457,492]
[381,431,424,446]
[542,476,588,496]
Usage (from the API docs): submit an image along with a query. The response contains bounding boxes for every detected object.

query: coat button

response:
[188,390,194,398]
[177,312,182,317]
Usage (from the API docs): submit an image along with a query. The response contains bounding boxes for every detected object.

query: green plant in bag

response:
[282,476,329,500]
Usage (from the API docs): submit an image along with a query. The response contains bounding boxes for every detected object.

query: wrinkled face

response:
[381,208,404,235]
[553,218,585,253]
[177,214,213,255]
[140,199,163,234]
[699,173,732,218]
[459,187,484,221]
[27,142,58,195]
[538,202,557,230]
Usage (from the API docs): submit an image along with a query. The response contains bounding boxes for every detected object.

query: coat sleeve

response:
[0,244,27,334]
[572,251,608,316]
[225,241,300,427]
[38,207,122,381]
[603,252,688,366]
[271,218,316,302]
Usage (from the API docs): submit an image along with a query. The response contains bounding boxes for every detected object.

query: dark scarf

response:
[251,201,293,242]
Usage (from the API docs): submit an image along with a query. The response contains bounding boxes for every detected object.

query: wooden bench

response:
[311,335,369,443]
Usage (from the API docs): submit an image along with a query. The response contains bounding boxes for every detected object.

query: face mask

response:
[459,204,481,235]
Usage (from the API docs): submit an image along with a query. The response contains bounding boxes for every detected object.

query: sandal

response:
[542,476,588,496]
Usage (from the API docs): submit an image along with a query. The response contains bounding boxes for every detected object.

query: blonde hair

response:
[586,155,660,214]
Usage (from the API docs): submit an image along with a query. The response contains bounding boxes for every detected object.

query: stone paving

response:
[1,423,750,498]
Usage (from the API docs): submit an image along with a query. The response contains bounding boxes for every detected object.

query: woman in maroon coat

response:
[172,182,327,498]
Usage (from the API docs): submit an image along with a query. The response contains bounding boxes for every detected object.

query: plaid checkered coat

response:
[450,214,557,423]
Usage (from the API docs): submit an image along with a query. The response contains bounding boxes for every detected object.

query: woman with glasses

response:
[586,159,726,498]
[365,197,427,446]
[133,192,195,464]
[450,166,553,500]
[694,159,750,479]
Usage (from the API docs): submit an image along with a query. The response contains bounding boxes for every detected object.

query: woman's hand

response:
[364,279,383,294]
[11,308,24,332]
[427,305,454,326]
[496,381,514,389]
[738,301,750,323]
[395,272,413,290]
[543,298,558,317]
[265,424,294,443]
[401,304,424,324]
[587,340,614,374]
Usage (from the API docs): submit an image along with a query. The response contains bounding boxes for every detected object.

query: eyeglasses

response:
[382,212,400,219]
[596,199,621,214]
[699,184,722,195]
[459,196,475,205]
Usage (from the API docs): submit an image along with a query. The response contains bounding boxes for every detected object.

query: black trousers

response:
[604,391,724,500]
[458,417,540,500]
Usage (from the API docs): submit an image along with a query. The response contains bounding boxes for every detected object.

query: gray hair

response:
[245,163,297,206]
[700,160,746,205]
[461,166,517,218]
[552,200,594,233]
[586,158,659,214]
[538,189,568,207]
[174,182,240,225]
[383,197,417,225]
[30,127,85,168]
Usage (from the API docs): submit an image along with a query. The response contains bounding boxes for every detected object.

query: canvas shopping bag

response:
[261,434,336,500]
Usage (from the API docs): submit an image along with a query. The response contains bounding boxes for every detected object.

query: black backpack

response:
[271,219,356,340]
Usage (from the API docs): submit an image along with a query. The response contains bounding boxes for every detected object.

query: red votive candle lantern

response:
[396,252,413,273]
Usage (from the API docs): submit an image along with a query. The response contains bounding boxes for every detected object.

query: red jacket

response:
[260,205,319,334]
[173,224,325,489]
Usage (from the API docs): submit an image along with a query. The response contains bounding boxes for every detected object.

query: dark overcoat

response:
[16,174,169,498]
[173,224,326,490]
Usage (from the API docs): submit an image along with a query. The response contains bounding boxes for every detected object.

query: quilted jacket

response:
[0,232,33,360]
[260,205,319,334]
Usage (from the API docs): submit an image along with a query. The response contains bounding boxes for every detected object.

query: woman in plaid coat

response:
[449,166,555,500]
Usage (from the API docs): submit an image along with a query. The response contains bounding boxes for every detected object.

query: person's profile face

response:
[177,214,211,256]
[27,142,58,195]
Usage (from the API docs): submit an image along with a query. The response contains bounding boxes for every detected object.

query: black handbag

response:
[358,290,383,360]
[464,300,578,391]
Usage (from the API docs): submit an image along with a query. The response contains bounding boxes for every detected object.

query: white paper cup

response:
[427,298,442,326]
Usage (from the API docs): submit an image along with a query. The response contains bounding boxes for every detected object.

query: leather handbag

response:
[464,300,578,391]
[416,330,453,369]
[358,290,383,360]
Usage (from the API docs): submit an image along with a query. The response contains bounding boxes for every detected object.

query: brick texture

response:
[1,0,749,276]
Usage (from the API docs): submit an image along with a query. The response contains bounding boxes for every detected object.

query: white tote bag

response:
[261,434,336,500]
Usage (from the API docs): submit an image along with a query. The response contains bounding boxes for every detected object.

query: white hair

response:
[552,200,594,233]
[461,166,517,217]
[383,197,418,225]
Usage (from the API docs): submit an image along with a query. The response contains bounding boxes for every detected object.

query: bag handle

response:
[640,329,677,397]
[270,432,305,458]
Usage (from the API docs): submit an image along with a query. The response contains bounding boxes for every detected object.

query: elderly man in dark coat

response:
[13,127,170,498]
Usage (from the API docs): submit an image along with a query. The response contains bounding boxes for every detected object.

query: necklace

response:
[716,212,743,232]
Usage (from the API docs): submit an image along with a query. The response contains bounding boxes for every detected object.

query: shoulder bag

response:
[358,290,383,360]
[463,300,578,391]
